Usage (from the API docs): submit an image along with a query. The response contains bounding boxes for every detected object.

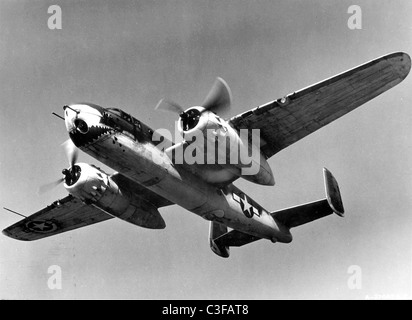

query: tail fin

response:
[272,168,344,229]
[209,221,230,258]
[323,168,344,216]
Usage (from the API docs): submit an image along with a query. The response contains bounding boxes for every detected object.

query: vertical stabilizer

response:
[209,221,230,258]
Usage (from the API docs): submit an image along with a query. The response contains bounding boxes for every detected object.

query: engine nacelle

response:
[178,107,275,186]
[64,163,165,229]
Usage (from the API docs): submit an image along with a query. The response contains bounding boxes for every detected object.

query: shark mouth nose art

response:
[63,103,113,148]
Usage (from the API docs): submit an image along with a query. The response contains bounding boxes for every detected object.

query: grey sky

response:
[0,0,411,299]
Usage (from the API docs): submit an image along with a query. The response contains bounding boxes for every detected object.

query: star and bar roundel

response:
[232,192,261,218]
[25,220,57,233]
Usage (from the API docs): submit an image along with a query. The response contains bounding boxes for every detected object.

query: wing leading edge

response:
[229,52,411,158]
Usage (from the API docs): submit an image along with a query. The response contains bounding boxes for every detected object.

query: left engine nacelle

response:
[64,163,129,210]
[63,163,165,229]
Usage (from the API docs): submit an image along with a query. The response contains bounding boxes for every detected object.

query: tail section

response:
[209,221,262,258]
[272,168,344,228]
[208,168,344,258]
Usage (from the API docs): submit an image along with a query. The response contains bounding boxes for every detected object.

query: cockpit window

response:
[106,108,136,125]
[101,107,145,141]
[107,108,123,117]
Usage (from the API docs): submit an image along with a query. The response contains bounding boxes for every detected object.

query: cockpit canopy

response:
[100,108,143,137]
[105,108,140,126]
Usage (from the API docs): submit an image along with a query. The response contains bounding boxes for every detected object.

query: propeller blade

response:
[62,139,78,168]
[38,139,79,195]
[155,99,185,115]
[38,177,64,195]
[201,77,232,114]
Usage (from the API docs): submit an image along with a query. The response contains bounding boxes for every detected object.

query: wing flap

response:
[110,173,173,208]
[2,195,113,241]
[229,52,411,158]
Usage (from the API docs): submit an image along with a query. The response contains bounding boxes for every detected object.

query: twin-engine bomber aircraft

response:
[3,52,410,257]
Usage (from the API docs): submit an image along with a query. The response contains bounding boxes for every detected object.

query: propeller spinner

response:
[155,77,232,131]
[61,139,81,186]
[38,139,80,194]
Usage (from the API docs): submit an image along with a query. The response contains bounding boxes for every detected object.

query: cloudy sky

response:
[0,0,411,299]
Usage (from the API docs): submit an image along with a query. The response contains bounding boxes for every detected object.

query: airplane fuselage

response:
[64,104,292,243]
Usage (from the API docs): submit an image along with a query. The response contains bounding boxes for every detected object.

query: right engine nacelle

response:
[177,107,275,186]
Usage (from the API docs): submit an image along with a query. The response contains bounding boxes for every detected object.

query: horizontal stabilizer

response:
[271,199,333,229]
[214,229,261,247]
[209,221,261,258]
[272,168,344,228]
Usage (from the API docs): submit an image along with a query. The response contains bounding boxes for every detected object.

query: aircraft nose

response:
[63,105,78,133]
[63,103,104,135]
[63,103,106,148]
[63,104,91,134]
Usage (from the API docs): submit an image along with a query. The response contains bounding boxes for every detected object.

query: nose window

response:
[74,119,89,134]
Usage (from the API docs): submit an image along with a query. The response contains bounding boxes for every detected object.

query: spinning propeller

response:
[155,77,232,131]
[38,139,80,194]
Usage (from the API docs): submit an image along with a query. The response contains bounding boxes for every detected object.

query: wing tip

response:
[2,228,30,241]
[2,227,13,238]
[386,51,411,81]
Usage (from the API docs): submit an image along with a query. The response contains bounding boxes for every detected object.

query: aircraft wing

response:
[229,52,411,158]
[2,195,113,241]
[3,173,174,240]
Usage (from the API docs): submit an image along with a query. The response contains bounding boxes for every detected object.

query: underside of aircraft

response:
[3,52,411,258]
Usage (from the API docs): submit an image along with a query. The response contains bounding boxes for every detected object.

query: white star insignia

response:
[32,221,48,231]
[232,192,259,218]
[240,195,252,213]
